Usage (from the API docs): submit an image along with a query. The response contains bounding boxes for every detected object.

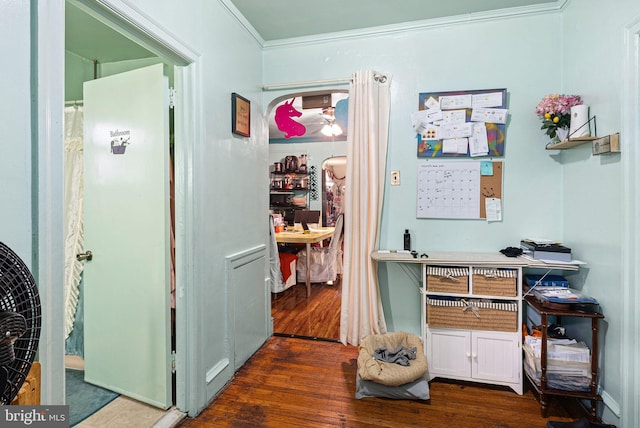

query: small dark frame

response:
[231,92,251,137]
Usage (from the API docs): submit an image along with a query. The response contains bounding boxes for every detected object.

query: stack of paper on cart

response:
[524,336,591,391]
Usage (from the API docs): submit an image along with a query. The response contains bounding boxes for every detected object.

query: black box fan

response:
[0,241,41,405]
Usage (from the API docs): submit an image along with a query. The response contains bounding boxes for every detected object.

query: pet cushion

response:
[357,332,428,387]
[355,372,430,400]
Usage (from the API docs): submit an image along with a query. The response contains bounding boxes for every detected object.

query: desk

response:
[371,250,581,395]
[276,228,335,297]
[371,250,581,271]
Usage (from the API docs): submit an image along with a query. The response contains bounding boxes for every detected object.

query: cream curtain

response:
[340,70,392,345]
[63,106,84,339]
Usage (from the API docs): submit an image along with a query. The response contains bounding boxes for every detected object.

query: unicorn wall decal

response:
[275,98,306,138]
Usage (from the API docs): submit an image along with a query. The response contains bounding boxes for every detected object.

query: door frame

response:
[36,0,203,413]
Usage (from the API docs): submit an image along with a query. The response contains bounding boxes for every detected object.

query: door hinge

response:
[169,87,176,109]
[171,350,177,373]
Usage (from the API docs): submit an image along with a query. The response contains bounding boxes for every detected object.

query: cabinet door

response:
[472,331,521,383]
[427,328,471,378]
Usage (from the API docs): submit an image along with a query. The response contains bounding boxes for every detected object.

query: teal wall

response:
[263,4,637,424]
[559,0,640,424]
[5,0,636,423]
[0,1,32,261]
[121,0,268,413]
[65,53,168,102]
[65,51,94,101]
[264,11,564,333]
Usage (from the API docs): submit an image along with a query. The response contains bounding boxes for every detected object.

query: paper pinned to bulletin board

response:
[414,88,508,158]
[416,161,503,219]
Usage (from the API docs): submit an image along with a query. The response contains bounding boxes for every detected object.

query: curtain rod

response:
[65,100,83,106]
[262,77,352,91]
[262,73,388,91]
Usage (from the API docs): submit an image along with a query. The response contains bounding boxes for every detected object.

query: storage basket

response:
[426,267,469,294]
[427,298,517,332]
[472,268,517,296]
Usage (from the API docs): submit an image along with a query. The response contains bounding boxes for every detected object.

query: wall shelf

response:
[546,136,597,150]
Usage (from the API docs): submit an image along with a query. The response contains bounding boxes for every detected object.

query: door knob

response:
[76,250,93,261]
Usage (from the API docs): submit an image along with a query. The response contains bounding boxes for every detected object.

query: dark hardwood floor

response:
[271,280,342,340]
[179,336,584,428]
[180,278,587,427]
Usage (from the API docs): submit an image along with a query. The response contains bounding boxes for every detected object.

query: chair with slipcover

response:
[269,215,297,293]
[296,213,344,284]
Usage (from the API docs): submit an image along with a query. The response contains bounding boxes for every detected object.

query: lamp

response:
[321,108,343,137]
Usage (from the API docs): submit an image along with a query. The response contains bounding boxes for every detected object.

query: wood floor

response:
[179,336,584,428]
[271,280,342,340]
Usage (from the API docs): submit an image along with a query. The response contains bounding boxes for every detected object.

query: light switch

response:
[390,170,400,186]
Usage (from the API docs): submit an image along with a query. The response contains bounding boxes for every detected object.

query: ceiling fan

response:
[320,107,343,137]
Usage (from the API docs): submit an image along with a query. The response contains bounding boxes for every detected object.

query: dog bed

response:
[357,331,428,387]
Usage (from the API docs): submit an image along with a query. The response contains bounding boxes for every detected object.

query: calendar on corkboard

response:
[416,161,503,219]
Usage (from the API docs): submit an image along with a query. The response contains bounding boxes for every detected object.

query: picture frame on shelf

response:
[231,92,250,137]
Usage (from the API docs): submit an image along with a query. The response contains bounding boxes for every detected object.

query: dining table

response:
[275,227,335,298]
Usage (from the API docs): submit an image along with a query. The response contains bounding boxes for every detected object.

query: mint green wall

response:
[65,53,167,101]
[124,0,267,414]
[62,0,266,414]
[65,51,94,101]
[264,6,630,424]
[17,0,635,422]
[264,12,564,332]
[1,1,32,261]
[559,1,640,424]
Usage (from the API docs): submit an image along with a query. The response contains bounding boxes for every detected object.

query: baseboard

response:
[152,407,186,428]
[599,387,621,417]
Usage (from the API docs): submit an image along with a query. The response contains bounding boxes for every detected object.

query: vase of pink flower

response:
[536,94,583,141]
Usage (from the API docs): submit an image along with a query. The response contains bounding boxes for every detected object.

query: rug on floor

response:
[66,368,119,426]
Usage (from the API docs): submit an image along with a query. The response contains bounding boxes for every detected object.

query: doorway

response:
[64,1,177,413]
[268,92,348,341]
[321,156,346,228]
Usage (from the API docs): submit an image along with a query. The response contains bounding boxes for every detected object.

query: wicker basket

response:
[472,268,517,296]
[426,267,469,294]
[427,298,517,332]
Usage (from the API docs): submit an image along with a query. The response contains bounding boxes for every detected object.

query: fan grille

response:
[0,242,41,405]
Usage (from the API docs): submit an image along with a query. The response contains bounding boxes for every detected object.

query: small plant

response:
[536,94,582,139]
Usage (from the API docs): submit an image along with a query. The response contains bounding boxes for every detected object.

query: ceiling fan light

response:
[321,124,334,137]
[331,124,343,136]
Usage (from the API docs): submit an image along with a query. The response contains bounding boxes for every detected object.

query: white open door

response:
[82,63,172,409]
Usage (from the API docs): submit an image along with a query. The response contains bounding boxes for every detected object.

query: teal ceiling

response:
[65,0,559,62]
[229,0,558,41]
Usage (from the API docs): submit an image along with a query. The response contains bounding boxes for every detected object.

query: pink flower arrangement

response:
[536,94,583,140]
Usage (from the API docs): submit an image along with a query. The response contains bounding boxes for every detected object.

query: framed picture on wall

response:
[231,92,250,137]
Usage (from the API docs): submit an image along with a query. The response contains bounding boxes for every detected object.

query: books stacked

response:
[520,239,572,262]
[525,274,569,288]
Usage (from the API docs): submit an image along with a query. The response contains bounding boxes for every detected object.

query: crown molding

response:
[262,0,569,49]
[218,0,265,47]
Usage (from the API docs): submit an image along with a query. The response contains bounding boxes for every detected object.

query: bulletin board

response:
[416,161,503,219]
[415,88,507,158]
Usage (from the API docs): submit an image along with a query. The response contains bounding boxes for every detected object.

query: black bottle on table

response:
[404,229,411,251]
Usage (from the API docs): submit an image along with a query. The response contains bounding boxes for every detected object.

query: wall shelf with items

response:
[543,115,621,152]
[269,169,309,225]
[546,136,597,150]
